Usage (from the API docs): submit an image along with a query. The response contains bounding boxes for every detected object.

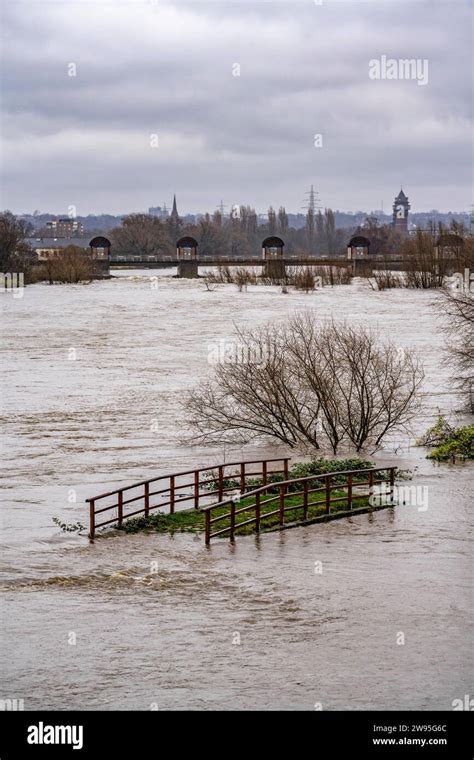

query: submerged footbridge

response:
[86,457,397,543]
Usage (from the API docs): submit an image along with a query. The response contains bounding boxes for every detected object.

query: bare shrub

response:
[401,231,441,288]
[37,246,94,284]
[203,273,219,291]
[234,267,257,291]
[259,271,288,286]
[293,267,316,292]
[207,265,234,283]
[206,264,352,291]
[373,270,405,290]
[317,265,352,286]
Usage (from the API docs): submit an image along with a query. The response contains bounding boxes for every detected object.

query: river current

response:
[0,271,471,709]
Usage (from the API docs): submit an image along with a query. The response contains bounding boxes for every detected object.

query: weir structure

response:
[112,234,407,275]
[261,236,286,278]
[176,236,199,278]
[89,236,111,277]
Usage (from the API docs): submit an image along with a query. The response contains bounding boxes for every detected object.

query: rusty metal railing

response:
[201,466,397,544]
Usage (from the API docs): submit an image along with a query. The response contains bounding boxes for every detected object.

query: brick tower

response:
[392,188,410,234]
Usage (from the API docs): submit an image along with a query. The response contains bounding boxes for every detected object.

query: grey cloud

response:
[1,0,471,213]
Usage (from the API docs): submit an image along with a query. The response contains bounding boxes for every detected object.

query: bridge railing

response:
[86,457,290,538]
[201,466,396,544]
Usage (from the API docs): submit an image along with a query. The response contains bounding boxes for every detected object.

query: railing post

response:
[144,482,149,517]
[230,500,236,542]
[262,460,267,486]
[325,476,331,515]
[205,509,211,545]
[347,473,353,510]
[369,470,374,500]
[218,465,224,501]
[303,481,308,520]
[170,475,175,514]
[283,458,289,481]
[118,491,123,527]
[279,485,285,526]
[89,500,95,539]
[194,470,199,509]
[255,492,261,533]
[240,462,246,495]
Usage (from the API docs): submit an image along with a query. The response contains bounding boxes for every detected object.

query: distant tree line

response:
[110,207,392,259]
[22,209,472,236]
[111,208,471,260]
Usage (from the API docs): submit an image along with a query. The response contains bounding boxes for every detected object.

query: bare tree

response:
[305,208,315,255]
[111,214,174,258]
[278,206,288,235]
[185,314,424,454]
[288,315,423,453]
[0,210,33,275]
[186,323,321,450]
[401,230,473,289]
[267,206,277,235]
[436,287,474,411]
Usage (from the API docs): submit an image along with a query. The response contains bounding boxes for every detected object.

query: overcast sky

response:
[1,0,472,215]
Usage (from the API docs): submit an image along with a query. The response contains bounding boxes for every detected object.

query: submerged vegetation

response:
[34,246,96,284]
[52,517,86,533]
[203,264,352,291]
[201,457,379,493]
[417,416,474,461]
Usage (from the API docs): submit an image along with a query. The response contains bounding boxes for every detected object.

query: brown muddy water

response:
[0,271,472,710]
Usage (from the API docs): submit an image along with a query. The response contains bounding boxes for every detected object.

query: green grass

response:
[118,487,371,538]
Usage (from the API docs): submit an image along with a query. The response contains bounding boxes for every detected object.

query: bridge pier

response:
[263,259,286,279]
[177,260,199,278]
[92,260,110,278]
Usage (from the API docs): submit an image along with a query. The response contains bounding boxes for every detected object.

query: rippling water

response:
[0,272,472,709]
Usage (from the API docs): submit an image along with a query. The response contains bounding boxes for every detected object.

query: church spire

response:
[168,193,181,240]
[171,194,179,218]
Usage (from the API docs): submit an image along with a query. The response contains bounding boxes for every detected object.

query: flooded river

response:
[0,272,472,709]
